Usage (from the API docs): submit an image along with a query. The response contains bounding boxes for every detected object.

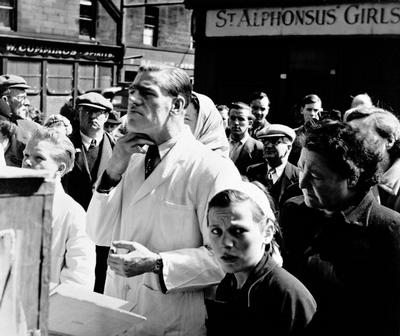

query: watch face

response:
[152,257,163,274]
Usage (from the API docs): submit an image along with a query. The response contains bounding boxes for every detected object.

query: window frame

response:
[79,0,97,39]
[143,6,159,47]
[0,0,16,31]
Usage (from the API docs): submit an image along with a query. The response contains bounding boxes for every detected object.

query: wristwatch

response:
[152,255,163,274]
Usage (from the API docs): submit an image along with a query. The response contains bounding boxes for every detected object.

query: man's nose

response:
[23,158,32,168]
[221,233,234,247]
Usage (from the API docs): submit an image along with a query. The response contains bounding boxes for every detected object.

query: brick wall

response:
[19,0,79,37]
[158,5,192,50]
[124,7,146,45]
[97,1,118,44]
[124,3,192,52]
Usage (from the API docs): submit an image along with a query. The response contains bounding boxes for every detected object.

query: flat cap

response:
[76,92,113,111]
[105,110,122,124]
[0,74,30,93]
[258,124,296,142]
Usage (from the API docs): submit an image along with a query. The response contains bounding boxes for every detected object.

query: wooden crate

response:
[0,167,54,336]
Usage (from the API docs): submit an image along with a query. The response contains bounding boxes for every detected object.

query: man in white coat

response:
[86,64,241,335]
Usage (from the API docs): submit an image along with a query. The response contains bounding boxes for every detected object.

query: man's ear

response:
[1,95,8,103]
[248,119,254,127]
[386,135,396,151]
[170,96,185,115]
[56,162,68,177]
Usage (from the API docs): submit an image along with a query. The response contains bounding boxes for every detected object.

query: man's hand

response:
[107,133,154,179]
[107,241,160,277]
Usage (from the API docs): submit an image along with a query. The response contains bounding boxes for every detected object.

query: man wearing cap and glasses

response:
[247,124,301,212]
[0,74,39,166]
[62,91,115,293]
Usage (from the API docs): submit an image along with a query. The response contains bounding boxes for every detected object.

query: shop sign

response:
[3,43,118,61]
[206,3,400,36]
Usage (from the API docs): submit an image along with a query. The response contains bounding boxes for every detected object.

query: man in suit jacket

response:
[228,102,264,175]
[247,124,301,212]
[62,91,115,294]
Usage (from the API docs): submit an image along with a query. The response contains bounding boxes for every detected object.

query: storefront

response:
[0,34,124,118]
[187,0,400,126]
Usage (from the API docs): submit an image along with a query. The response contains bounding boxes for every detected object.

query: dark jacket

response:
[4,135,25,167]
[233,136,264,175]
[62,131,115,210]
[247,161,301,209]
[0,101,39,167]
[280,193,400,336]
[206,253,316,336]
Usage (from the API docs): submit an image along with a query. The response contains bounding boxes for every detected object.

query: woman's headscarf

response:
[185,91,229,157]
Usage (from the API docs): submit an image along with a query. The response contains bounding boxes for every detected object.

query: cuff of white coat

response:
[158,250,224,294]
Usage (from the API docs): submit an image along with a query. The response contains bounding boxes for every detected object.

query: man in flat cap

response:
[0,74,39,166]
[62,91,115,293]
[247,124,301,213]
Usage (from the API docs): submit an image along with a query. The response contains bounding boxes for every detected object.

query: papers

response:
[48,283,146,336]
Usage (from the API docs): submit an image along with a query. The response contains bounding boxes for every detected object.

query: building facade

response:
[0,0,123,117]
[186,0,400,126]
[122,0,194,83]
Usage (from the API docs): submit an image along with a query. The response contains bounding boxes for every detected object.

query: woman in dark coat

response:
[280,120,400,336]
[206,182,316,336]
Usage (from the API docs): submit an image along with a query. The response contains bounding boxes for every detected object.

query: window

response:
[0,0,15,31]
[78,64,112,93]
[143,6,158,47]
[47,63,73,94]
[80,0,96,39]
[7,60,41,93]
[7,60,41,111]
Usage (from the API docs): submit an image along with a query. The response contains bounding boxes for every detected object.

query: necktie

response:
[144,145,160,179]
[229,140,241,162]
[88,138,96,150]
[266,168,275,190]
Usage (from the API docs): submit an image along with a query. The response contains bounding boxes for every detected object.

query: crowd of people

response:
[1,67,400,336]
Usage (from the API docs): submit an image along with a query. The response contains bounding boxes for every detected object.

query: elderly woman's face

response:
[298,148,353,212]
[22,139,61,176]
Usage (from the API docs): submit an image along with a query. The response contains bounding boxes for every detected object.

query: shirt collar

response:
[230,132,249,145]
[341,191,374,226]
[267,162,286,176]
[80,131,104,150]
[156,128,185,160]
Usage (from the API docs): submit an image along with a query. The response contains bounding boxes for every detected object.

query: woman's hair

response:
[138,64,192,108]
[44,114,73,136]
[345,106,400,160]
[303,119,381,192]
[28,127,75,175]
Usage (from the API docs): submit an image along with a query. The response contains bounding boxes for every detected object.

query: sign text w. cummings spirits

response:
[206,3,400,36]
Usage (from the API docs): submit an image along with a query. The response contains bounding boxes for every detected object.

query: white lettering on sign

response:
[206,3,400,36]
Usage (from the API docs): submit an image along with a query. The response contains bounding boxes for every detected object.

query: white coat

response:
[87,129,242,335]
[51,181,95,289]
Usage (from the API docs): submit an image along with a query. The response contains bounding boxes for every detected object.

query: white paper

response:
[48,283,145,336]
